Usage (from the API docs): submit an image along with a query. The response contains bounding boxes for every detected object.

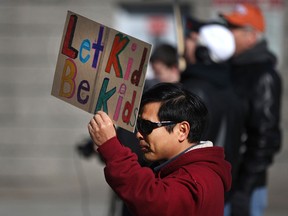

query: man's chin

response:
[143,153,155,162]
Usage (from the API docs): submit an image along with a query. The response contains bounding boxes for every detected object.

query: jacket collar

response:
[153,141,213,173]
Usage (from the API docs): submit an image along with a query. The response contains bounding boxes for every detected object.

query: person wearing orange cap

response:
[220,3,265,56]
[219,3,282,216]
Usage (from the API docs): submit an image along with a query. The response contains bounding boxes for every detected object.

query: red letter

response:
[131,47,148,86]
[122,91,136,124]
[62,15,78,59]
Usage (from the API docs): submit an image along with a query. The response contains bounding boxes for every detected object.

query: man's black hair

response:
[140,83,208,143]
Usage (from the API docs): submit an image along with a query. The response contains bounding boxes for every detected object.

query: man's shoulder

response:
[233,60,280,80]
[144,78,160,91]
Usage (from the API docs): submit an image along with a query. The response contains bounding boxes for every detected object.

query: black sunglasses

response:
[136,118,177,135]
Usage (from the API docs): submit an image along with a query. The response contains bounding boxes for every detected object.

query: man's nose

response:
[136,131,144,140]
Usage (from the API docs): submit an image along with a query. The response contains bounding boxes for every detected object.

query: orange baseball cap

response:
[219,3,265,32]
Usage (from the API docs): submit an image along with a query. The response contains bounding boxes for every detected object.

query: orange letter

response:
[105,33,129,78]
[59,58,77,98]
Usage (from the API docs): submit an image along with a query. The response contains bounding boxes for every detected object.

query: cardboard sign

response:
[51,11,152,132]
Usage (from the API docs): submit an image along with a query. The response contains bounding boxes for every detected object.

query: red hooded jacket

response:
[98,137,231,216]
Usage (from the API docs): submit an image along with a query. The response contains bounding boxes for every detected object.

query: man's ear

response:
[178,121,190,142]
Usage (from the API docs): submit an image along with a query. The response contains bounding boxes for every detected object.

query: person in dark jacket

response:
[181,20,245,204]
[219,3,282,216]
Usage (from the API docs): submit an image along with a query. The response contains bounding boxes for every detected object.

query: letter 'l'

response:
[62,14,78,59]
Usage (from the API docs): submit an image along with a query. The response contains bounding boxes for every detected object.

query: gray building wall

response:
[0,0,287,216]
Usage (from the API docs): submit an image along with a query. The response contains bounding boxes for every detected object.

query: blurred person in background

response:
[181,17,245,210]
[219,3,282,216]
[149,43,180,84]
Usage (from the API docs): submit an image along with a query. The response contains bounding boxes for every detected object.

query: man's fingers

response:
[88,111,116,147]
[89,117,97,129]
[100,111,113,124]
[87,122,93,132]
[94,111,113,126]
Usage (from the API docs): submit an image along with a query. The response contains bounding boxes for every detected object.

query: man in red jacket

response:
[88,83,232,216]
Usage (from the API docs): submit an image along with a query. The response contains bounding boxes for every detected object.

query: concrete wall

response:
[0,1,115,216]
